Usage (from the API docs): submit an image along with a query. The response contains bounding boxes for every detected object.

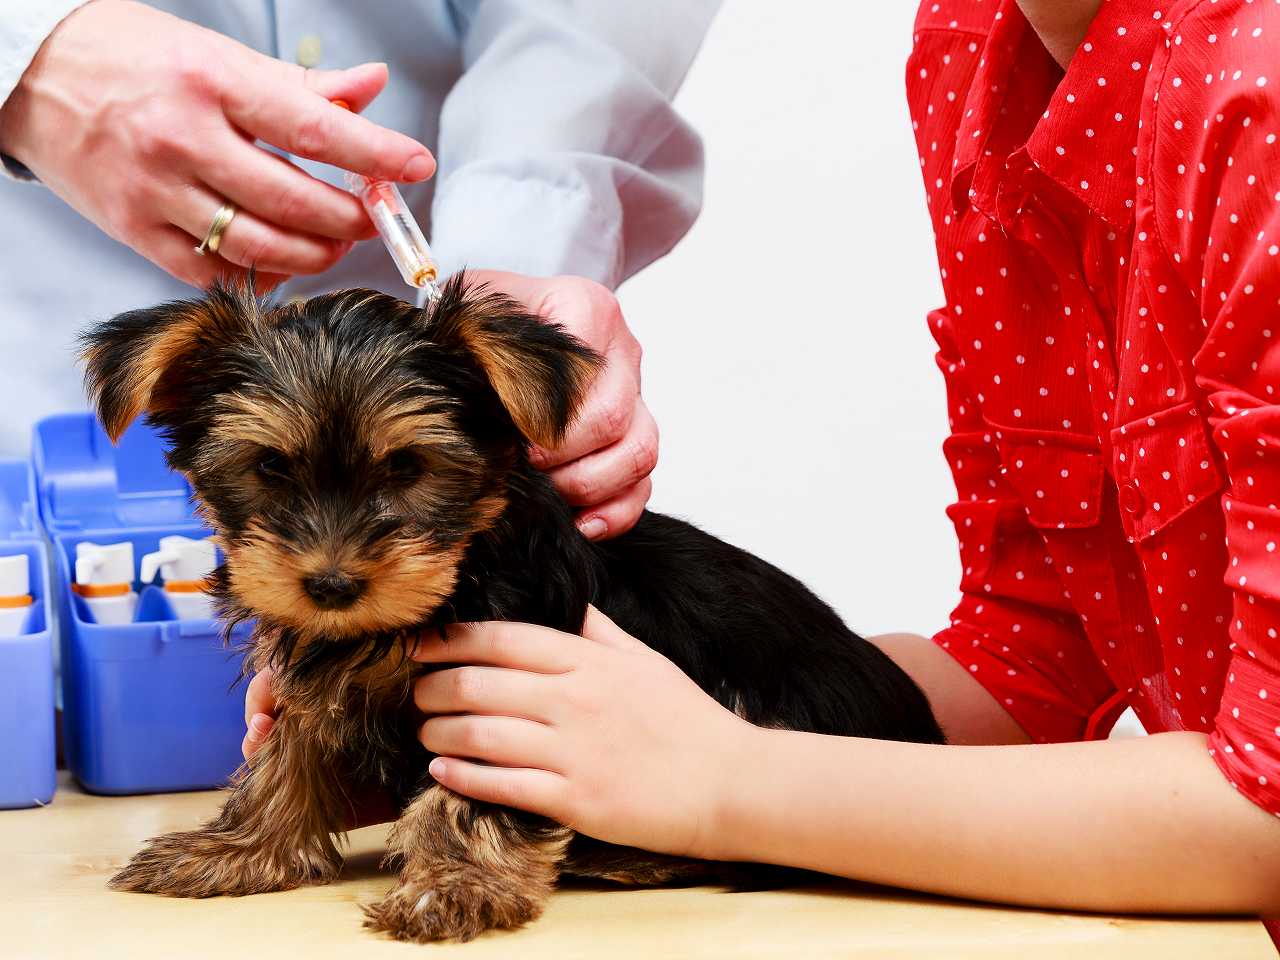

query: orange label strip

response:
[72,582,130,598]
[163,580,208,594]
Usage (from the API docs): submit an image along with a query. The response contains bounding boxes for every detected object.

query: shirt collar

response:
[951,0,1167,230]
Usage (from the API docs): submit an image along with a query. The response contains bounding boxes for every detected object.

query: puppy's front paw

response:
[110,828,341,898]
[362,863,545,943]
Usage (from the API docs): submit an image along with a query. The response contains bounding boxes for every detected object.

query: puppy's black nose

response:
[303,571,366,610]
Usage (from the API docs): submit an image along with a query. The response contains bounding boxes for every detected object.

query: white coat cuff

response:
[0,1,87,182]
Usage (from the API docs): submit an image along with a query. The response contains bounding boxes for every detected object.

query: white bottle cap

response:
[0,554,30,598]
[140,536,217,585]
[75,541,135,586]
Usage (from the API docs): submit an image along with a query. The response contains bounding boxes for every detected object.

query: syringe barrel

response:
[344,173,438,289]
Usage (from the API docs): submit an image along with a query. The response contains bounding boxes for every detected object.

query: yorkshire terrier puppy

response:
[84,276,943,943]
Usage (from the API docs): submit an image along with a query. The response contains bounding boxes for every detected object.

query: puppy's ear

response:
[80,282,257,442]
[429,275,604,448]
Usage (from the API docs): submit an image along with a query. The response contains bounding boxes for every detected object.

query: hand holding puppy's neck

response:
[1017,0,1104,69]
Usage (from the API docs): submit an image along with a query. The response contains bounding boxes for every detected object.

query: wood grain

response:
[1,774,1270,959]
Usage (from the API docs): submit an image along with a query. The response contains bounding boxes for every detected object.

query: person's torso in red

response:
[908,0,1280,816]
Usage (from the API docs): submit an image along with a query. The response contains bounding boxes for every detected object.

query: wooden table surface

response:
[2,773,1272,959]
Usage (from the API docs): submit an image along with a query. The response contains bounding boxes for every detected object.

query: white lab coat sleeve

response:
[430,0,720,289]
[0,0,88,181]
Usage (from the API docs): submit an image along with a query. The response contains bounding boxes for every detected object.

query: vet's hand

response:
[466,271,657,540]
[242,668,277,760]
[0,0,434,289]
[411,607,751,858]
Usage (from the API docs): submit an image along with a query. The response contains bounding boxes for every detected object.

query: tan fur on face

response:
[364,399,463,459]
[226,522,467,641]
[208,393,314,457]
[363,786,571,943]
[205,357,474,479]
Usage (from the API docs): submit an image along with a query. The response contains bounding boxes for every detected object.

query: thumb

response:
[582,605,648,652]
[243,667,278,724]
[304,61,389,113]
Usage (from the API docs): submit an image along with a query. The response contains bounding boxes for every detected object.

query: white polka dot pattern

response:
[909,0,1280,818]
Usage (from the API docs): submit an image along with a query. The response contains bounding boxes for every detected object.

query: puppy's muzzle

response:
[303,571,367,610]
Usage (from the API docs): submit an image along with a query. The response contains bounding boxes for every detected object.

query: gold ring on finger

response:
[194,201,237,257]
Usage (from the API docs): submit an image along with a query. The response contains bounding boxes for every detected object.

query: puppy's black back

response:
[593,511,945,744]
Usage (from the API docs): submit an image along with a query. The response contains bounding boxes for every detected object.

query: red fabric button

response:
[1118,482,1144,515]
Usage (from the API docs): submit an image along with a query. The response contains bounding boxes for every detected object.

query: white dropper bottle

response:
[139,535,218,620]
[73,541,138,625]
[0,554,32,636]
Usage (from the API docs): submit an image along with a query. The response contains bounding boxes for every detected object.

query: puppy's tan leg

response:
[110,713,346,897]
[362,785,569,943]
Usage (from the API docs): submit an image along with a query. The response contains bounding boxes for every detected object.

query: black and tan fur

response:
[83,277,943,942]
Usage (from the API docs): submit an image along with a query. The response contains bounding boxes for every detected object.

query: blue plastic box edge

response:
[33,413,251,796]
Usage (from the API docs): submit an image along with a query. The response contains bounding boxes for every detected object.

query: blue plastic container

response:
[0,460,56,809]
[32,413,251,795]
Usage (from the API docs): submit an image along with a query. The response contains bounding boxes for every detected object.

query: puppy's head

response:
[81,276,600,651]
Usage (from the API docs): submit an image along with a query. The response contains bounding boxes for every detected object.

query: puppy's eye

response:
[255,448,291,481]
[384,448,424,487]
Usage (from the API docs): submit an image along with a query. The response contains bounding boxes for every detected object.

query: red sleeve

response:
[1155,3,1280,816]
[927,307,1117,744]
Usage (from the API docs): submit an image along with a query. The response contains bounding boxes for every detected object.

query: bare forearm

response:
[869,632,1032,746]
[712,727,1280,915]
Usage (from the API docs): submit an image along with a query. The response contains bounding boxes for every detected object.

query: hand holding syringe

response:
[333,100,441,301]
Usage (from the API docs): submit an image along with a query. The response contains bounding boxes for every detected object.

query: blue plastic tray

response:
[32,413,251,795]
[0,460,56,809]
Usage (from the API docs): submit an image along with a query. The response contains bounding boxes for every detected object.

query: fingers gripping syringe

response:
[332,100,441,302]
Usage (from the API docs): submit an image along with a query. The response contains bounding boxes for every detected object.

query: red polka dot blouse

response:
[909,0,1280,816]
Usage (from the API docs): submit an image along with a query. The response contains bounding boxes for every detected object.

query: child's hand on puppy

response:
[411,606,753,860]
[242,668,276,760]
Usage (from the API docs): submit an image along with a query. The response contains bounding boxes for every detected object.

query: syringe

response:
[332,100,441,302]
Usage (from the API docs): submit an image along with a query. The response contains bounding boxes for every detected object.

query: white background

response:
[618,4,958,640]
